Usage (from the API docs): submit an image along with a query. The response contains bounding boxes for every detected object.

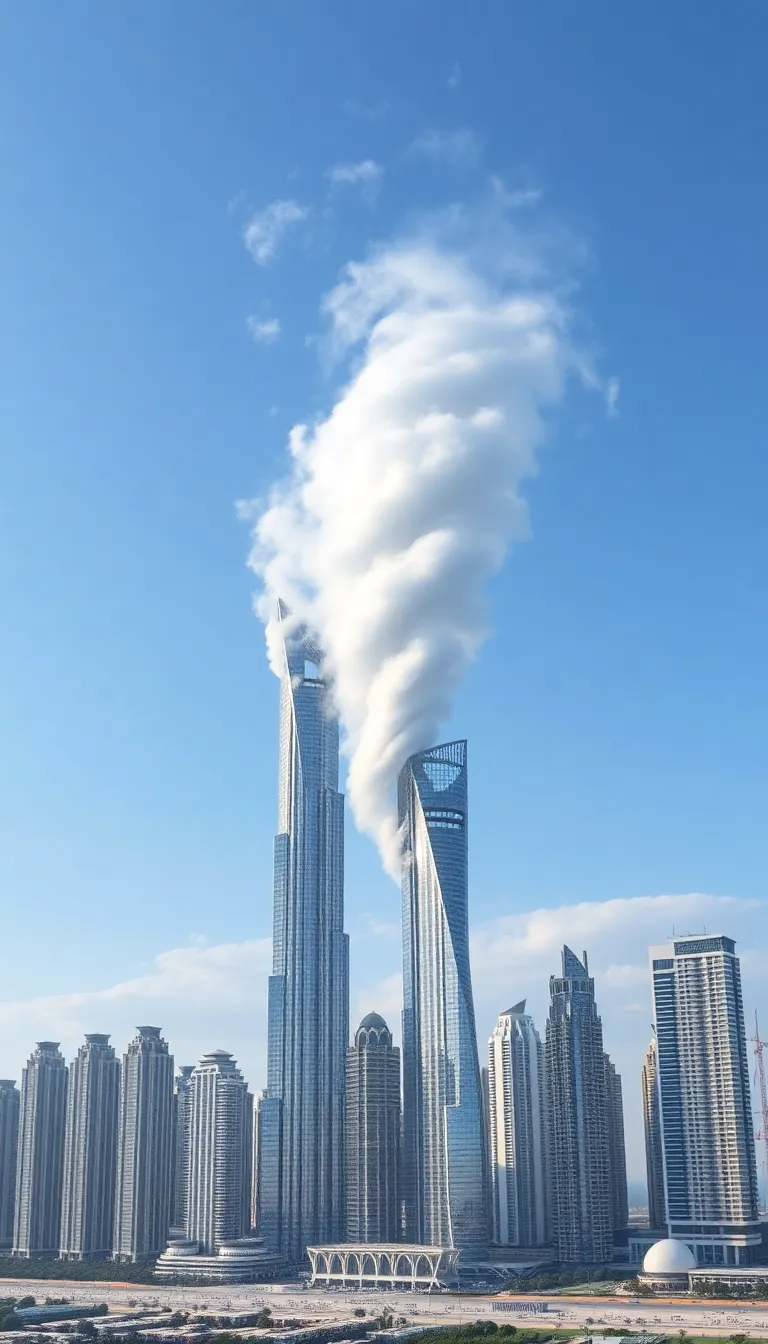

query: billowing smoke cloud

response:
[244,222,601,876]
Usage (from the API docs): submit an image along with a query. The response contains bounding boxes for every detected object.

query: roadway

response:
[1,1279,767,1338]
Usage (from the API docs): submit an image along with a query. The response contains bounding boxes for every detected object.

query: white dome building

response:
[640,1237,697,1291]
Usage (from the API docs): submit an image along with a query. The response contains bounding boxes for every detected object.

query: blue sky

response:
[1,2,767,1190]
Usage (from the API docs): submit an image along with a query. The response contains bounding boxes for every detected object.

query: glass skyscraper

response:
[488,1003,549,1247]
[546,948,614,1264]
[258,608,348,1263]
[400,740,487,1257]
[650,934,760,1265]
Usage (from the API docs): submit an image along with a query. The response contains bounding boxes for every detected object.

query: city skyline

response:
[3,0,768,1225]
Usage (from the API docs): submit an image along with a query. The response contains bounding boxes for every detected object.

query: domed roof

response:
[359,1012,387,1029]
[643,1238,697,1274]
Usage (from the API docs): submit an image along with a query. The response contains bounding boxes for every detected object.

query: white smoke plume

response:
[244,217,601,877]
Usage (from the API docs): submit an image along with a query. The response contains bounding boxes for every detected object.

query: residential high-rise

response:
[642,1038,666,1228]
[488,1002,548,1247]
[546,948,612,1263]
[0,1081,20,1249]
[400,740,487,1257]
[650,934,761,1265]
[12,1042,68,1258]
[186,1051,252,1254]
[258,609,348,1262]
[113,1027,174,1261]
[170,1066,194,1232]
[604,1054,629,1232]
[60,1035,120,1260]
[345,1013,401,1243]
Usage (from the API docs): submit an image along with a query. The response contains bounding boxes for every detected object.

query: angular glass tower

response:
[400,740,487,1257]
[546,948,613,1264]
[258,608,348,1263]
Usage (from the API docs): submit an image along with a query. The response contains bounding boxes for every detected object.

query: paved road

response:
[1,1280,767,1338]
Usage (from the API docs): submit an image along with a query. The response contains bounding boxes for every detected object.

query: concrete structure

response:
[307,1243,459,1289]
[546,948,612,1263]
[113,1026,174,1261]
[639,1236,697,1291]
[346,1013,400,1243]
[170,1066,194,1232]
[488,1002,548,1247]
[258,608,348,1262]
[0,1080,19,1250]
[650,934,761,1265]
[604,1054,629,1232]
[12,1042,68,1257]
[400,740,487,1258]
[186,1050,252,1254]
[155,1235,280,1283]
[60,1034,120,1259]
[641,1038,666,1230]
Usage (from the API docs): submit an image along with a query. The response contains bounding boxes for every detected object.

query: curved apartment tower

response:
[258,608,348,1262]
[400,740,487,1257]
[186,1051,252,1253]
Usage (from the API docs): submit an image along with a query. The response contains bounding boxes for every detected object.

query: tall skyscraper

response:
[186,1051,252,1254]
[0,1081,20,1249]
[259,610,348,1262]
[113,1026,174,1261]
[642,1038,666,1229]
[170,1066,194,1232]
[60,1035,120,1260]
[488,1003,549,1247]
[650,934,760,1265]
[12,1042,68,1258]
[400,740,487,1257]
[345,1013,401,1243]
[546,948,612,1264]
[604,1054,629,1232]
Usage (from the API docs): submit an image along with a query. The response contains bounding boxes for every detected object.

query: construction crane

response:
[752,1012,768,1206]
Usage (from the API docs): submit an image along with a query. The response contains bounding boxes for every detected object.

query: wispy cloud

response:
[606,375,620,417]
[447,62,462,91]
[243,199,309,265]
[409,126,479,165]
[325,159,384,205]
[489,176,543,211]
[247,315,282,344]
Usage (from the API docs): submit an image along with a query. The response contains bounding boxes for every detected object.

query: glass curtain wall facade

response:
[259,607,348,1263]
[0,1081,20,1250]
[650,935,760,1265]
[400,740,487,1257]
[546,948,613,1264]
[642,1038,666,1229]
[488,1003,549,1247]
